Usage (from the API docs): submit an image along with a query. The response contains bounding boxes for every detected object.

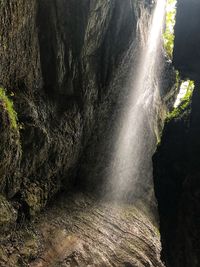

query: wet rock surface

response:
[0,1,174,266]
[0,0,174,226]
[0,194,164,267]
[0,0,141,220]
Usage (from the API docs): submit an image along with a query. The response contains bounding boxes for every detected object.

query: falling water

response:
[107,0,166,202]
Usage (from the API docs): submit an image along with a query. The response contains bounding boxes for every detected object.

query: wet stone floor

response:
[0,194,164,267]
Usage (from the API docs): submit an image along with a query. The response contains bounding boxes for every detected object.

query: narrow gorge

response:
[0,0,199,267]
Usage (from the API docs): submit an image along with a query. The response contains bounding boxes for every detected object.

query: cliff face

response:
[0,0,165,225]
[153,1,200,266]
[0,1,177,266]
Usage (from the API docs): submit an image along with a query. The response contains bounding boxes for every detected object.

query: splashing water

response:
[106,0,166,202]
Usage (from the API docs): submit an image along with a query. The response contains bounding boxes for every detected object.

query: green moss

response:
[166,99,189,121]
[163,0,177,58]
[0,87,18,129]
[166,80,194,121]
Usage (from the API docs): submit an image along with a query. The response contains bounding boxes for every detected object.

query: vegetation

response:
[0,87,18,129]
[166,80,194,121]
[163,0,177,58]
[163,0,194,120]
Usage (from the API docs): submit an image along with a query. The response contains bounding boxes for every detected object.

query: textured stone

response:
[0,0,176,265]
[0,0,166,220]
[0,194,165,267]
[0,194,17,230]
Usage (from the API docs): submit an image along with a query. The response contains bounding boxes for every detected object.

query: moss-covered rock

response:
[0,97,21,197]
[20,231,39,260]
[0,194,17,230]
[0,88,18,130]
[22,182,49,217]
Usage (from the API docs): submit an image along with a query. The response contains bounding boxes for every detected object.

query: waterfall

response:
[106,0,166,202]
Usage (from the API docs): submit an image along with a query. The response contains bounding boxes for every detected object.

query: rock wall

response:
[0,0,176,241]
[153,0,200,266]
[0,0,167,227]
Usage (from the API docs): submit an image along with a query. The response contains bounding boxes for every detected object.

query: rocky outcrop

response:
[153,0,200,266]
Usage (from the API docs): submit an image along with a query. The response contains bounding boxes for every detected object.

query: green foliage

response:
[166,98,189,121]
[163,0,177,58]
[166,80,194,121]
[0,87,18,129]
